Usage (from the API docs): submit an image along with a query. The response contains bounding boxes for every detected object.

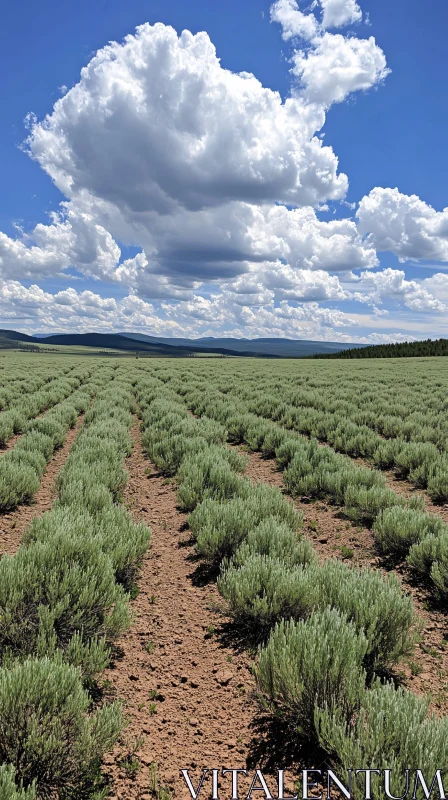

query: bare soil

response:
[0,415,84,556]
[241,447,448,716]
[102,420,301,800]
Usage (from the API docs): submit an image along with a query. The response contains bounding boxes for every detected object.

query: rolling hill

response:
[118,332,366,358]
[0,330,277,358]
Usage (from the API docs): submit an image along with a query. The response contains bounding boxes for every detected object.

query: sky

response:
[0,0,447,343]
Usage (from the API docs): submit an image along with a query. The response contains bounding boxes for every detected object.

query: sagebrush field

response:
[0,351,447,799]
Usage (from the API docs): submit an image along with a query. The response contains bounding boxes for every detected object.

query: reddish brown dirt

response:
[102,421,298,800]
[241,447,448,716]
[0,414,84,556]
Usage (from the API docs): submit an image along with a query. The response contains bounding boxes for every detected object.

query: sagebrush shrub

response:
[257,609,367,739]
[0,461,40,511]
[191,486,302,564]
[316,680,448,795]
[427,469,448,504]
[218,555,317,632]
[374,506,448,557]
[0,412,15,446]
[0,534,130,677]
[26,418,66,448]
[0,765,36,799]
[24,504,150,589]
[308,559,416,673]
[407,533,448,578]
[177,449,249,511]
[232,518,316,569]
[395,441,439,482]
[15,431,54,461]
[0,657,123,798]
[343,485,403,525]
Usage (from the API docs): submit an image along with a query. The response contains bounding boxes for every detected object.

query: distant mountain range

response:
[0,329,367,358]
[117,332,366,357]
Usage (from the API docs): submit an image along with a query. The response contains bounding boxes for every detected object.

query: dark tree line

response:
[309,338,448,359]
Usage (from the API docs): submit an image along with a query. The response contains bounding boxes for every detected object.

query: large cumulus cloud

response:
[357,187,448,262]
[27,23,347,212]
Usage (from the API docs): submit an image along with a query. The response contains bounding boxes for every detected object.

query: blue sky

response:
[0,0,447,341]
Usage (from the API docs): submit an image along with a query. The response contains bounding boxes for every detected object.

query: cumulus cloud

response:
[0,207,120,281]
[270,0,319,41]
[227,264,348,302]
[357,268,447,313]
[271,0,363,41]
[270,0,388,107]
[27,23,347,213]
[319,0,363,29]
[0,279,185,335]
[357,188,448,262]
[292,33,389,106]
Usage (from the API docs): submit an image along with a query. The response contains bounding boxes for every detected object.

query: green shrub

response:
[275,438,303,470]
[16,432,54,461]
[0,657,123,798]
[26,418,66,448]
[407,532,448,578]
[0,461,40,511]
[177,449,249,511]
[58,480,114,514]
[429,542,448,600]
[308,559,416,673]
[218,556,317,632]
[395,442,439,482]
[427,470,448,504]
[191,486,302,564]
[372,439,404,469]
[374,507,448,557]
[316,680,448,793]
[260,427,290,458]
[257,609,367,739]
[144,432,209,476]
[6,448,47,476]
[0,765,36,799]
[0,412,15,446]
[343,485,403,525]
[0,535,130,677]
[232,518,316,569]
[24,505,150,589]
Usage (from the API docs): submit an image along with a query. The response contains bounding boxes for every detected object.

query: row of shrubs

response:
[177,381,448,603]
[0,360,79,411]
[210,362,448,450]
[170,363,448,502]
[0,376,95,511]
[138,375,448,783]
[0,363,92,447]
[0,368,152,798]
[260,395,448,504]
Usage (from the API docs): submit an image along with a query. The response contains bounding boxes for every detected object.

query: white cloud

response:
[270,0,319,41]
[163,292,360,338]
[319,0,362,29]
[358,268,446,313]
[0,207,120,281]
[27,22,347,213]
[421,273,448,303]
[249,204,377,271]
[292,33,389,106]
[357,188,448,262]
[227,264,348,302]
[0,279,184,335]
